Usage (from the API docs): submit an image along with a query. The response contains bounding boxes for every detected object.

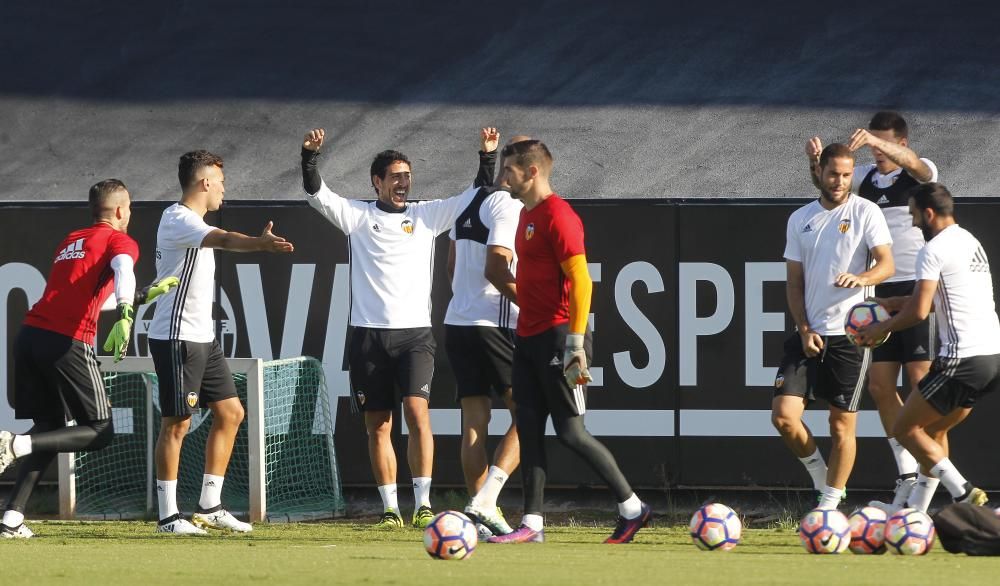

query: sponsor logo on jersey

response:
[54,238,86,262]
[838,219,851,234]
[401,219,414,234]
[187,391,199,408]
[774,373,784,389]
[355,389,366,406]
[462,218,473,228]
[372,223,381,233]
[525,223,535,240]
[419,383,429,394]
[549,355,561,367]
[802,224,812,233]
[876,195,890,205]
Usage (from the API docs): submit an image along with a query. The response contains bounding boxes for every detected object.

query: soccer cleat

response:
[0,523,34,539]
[192,506,253,533]
[411,505,435,529]
[816,489,848,508]
[0,431,16,475]
[465,503,514,536]
[374,509,404,529]
[156,514,208,535]
[957,486,989,507]
[866,500,901,516]
[476,522,494,540]
[487,524,545,544]
[604,501,652,544]
[868,475,916,514]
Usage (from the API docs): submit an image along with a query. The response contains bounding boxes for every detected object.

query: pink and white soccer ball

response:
[689,502,742,551]
[799,508,850,554]
[844,301,892,347]
[884,508,935,555]
[848,506,888,554]
[423,511,478,560]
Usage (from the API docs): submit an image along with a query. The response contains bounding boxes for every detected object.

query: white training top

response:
[445,188,522,328]
[784,195,893,335]
[915,224,1000,359]
[307,181,476,328]
[852,159,938,282]
[149,203,218,343]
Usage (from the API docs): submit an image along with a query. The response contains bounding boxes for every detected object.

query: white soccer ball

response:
[689,503,742,551]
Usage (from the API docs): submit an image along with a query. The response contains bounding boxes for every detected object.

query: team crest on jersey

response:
[774,374,784,389]
[186,392,199,408]
[525,223,535,240]
[838,219,851,234]
[401,218,414,234]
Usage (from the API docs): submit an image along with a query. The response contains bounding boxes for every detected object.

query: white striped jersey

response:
[784,195,892,335]
[148,203,218,343]
[852,159,938,282]
[445,187,521,328]
[307,181,477,328]
[915,224,1000,358]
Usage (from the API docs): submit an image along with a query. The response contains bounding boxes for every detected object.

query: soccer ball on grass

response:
[423,511,478,560]
[689,502,742,551]
[847,506,887,554]
[884,508,935,555]
[799,508,850,554]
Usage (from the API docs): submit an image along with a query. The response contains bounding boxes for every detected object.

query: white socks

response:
[472,466,509,510]
[412,477,432,508]
[2,510,24,527]
[930,458,970,499]
[618,493,643,519]
[818,485,844,509]
[522,513,544,531]
[156,479,179,519]
[377,483,399,513]
[798,448,828,491]
[888,437,919,476]
[909,474,940,512]
[198,474,225,510]
[11,435,31,458]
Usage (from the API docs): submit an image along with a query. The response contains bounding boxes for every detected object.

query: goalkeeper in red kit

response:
[0,179,178,538]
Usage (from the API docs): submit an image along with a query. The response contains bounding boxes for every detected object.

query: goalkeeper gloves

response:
[103,303,134,362]
[563,333,593,387]
[134,276,180,306]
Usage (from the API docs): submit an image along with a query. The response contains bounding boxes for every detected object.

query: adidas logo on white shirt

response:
[54,238,86,262]
[876,195,890,205]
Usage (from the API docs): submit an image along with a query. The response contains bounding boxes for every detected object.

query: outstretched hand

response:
[847,128,875,152]
[481,127,500,153]
[260,221,295,253]
[303,128,325,152]
[805,136,823,161]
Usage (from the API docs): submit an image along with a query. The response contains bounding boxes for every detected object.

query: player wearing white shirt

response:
[808,111,939,510]
[858,183,999,511]
[300,128,476,529]
[773,143,894,510]
[149,150,293,536]
[445,129,527,538]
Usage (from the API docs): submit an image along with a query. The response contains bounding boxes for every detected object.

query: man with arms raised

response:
[773,143,894,509]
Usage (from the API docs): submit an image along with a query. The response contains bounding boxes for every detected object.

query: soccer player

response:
[772,143,894,510]
[857,183,996,511]
[0,179,177,538]
[301,128,478,529]
[445,128,529,537]
[807,111,939,510]
[486,140,652,545]
[149,150,294,535]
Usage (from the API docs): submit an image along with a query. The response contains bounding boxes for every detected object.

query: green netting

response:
[73,357,345,521]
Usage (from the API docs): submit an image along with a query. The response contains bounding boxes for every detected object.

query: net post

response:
[245,358,266,522]
[58,452,76,519]
[145,374,155,519]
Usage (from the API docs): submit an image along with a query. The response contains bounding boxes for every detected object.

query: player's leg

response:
[395,327,436,528]
[149,339,206,535]
[907,407,964,511]
[1,420,59,539]
[771,333,827,491]
[446,325,491,496]
[816,336,868,509]
[460,395,491,493]
[821,406,857,509]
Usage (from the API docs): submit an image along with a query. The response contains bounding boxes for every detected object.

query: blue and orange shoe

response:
[604,501,652,544]
[486,524,544,544]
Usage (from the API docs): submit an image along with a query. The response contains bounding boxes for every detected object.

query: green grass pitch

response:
[3,521,999,585]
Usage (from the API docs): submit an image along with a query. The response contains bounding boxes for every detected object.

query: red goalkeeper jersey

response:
[24,223,139,344]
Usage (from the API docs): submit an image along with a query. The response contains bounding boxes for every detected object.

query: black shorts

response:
[444,325,515,401]
[918,354,1000,415]
[348,327,436,412]
[774,333,871,412]
[873,281,936,364]
[148,338,237,417]
[512,324,592,420]
[12,325,111,423]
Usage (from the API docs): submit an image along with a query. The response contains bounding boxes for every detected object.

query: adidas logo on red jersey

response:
[54,238,86,262]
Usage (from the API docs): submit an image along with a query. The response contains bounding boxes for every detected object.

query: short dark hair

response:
[869,111,909,139]
[908,182,954,217]
[89,178,127,220]
[369,150,411,194]
[499,139,553,170]
[818,143,853,168]
[178,150,224,190]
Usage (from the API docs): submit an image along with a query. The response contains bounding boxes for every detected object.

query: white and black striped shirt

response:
[916,224,1000,358]
[148,203,217,343]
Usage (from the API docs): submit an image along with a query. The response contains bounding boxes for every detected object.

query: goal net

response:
[58,356,345,522]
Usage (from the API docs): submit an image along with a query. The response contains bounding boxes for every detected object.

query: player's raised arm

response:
[473,127,500,188]
[300,128,367,234]
[301,128,325,195]
[847,128,934,182]
[200,222,294,253]
[805,136,824,189]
